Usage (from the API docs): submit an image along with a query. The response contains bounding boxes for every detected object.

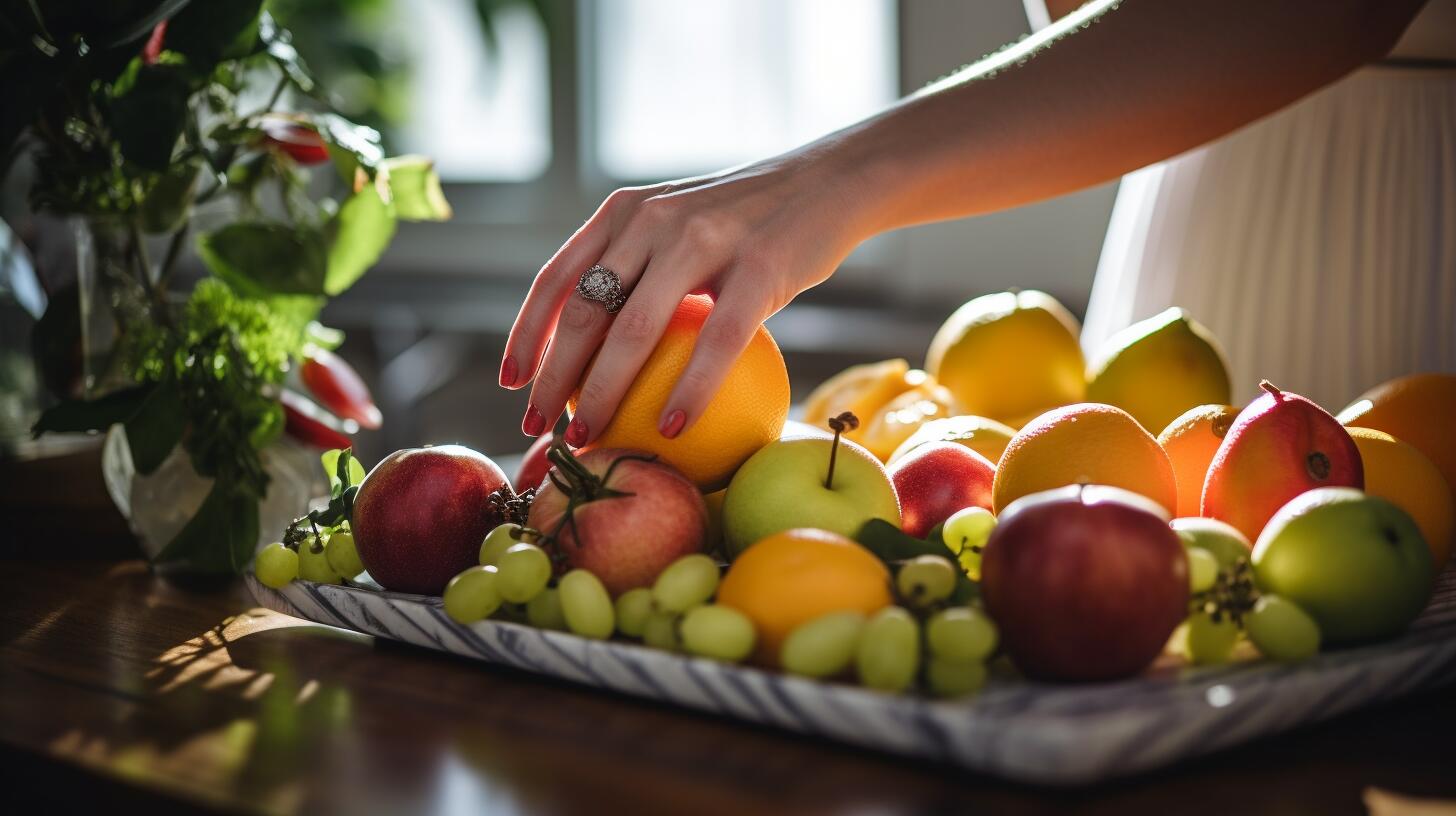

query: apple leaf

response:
[855,518,980,603]
[320,448,366,497]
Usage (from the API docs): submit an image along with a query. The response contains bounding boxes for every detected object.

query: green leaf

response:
[165,0,263,70]
[154,482,260,574]
[198,222,328,297]
[315,112,384,178]
[124,377,187,474]
[32,384,155,436]
[258,13,315,93]
[324,183,395,296]
[108,59,193,171]
[321,448,367,497]
[139,157,201,233]
[382,156,452,222]
[855,518,979,603]
[92,0,192,48]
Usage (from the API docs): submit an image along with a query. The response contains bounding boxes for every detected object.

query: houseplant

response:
[3,0,451,573]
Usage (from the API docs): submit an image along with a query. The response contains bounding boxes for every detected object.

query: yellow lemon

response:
[1086,308,1232,434]
[926,290,1085,424]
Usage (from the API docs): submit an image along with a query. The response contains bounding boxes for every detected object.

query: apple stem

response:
[824,412,860,490]
[1259,380,1283,398]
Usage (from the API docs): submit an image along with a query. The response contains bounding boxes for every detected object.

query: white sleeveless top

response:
[1078,1,1456,411]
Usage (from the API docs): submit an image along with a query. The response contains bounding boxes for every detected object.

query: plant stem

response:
[157,221,189,294]
[825,427,842,490]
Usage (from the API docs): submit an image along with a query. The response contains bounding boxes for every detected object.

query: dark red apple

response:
[527,446,707,596]
[980,484,1188,682]
[887,441,995,538]
[353,445,512,595]
[515,432,556,494]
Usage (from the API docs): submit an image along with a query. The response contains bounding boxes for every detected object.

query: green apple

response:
[722,434,900,558]
[1253,487,1434,645]
[1171,516,1251,571]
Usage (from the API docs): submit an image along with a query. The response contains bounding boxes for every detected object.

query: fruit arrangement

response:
[254,291,1452,700]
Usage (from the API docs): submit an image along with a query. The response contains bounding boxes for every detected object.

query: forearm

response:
[821,0,1423,237]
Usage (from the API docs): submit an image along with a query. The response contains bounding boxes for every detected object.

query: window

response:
[592,0,898,180]
[394,0,552,181]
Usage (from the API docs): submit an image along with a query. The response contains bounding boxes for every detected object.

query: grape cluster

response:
[255,527,364,589]
[444,526,759,663]
[1180,541,1321,665]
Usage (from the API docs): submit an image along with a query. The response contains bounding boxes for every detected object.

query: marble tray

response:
[246,566,1456,785]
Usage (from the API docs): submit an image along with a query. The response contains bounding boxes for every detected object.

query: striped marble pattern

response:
[246,566,1456,785]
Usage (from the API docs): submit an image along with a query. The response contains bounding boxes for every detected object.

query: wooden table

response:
[1,556,1454,816]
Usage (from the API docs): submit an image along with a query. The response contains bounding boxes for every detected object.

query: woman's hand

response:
[500,149,872,446]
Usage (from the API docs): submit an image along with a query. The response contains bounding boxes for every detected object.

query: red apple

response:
[515,432,556,494]
[528,446,707,596]
[353,445,512,594]
[981,484,1188,681]
[887,441,995,538]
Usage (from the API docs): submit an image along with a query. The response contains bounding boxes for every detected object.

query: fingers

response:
[500,221,610,391]
[501,188,651,390]
[567,261,694,447]
[657,284,768,439]
[522,238,651,439]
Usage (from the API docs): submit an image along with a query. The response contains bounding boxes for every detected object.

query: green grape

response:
[925,607,998,662]
[642,611,682,651]
[614,588,654,637]
[325,530,365,578]
[297,538,343,584]
[895,555,958,608]
[1187,546,1219,594]
[942,506,996,579]
[1186,610,1239,665]
[496,542,552,603]
[680,605,756,663]
[559,570,615,639]
[651,554,721,613]
[855,607,920,692]
[254,543,299,589]
[443,566,502,624]
[926,657,988,698]
[526,588,567,630]
[1247,594,1321,662]
[479,523,523,566]
[780,611,866,678]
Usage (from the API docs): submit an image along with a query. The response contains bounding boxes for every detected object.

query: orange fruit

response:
[573,296,789,491]
[1157,404,1237,517]
[926,290,1086,424]
[716,528,892,665]
[858,379,960,461]
[993,403,1178,514]
[1347,427,1454,568]
[801,359,922,443]
[1337,373,1456,506]
[887,414,1018,466]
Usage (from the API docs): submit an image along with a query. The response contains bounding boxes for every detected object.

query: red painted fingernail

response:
[659,409,686,440]
[565,417,588,447]
[522,404,546,437]
[499,355,517,388]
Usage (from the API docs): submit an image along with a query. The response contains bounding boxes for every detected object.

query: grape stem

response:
[824,412,860,490]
